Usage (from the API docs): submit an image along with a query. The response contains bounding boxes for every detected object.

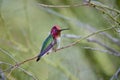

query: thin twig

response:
[13,56,37,68]
[19,67,38,80]
[56,26,116,51]
[62,34,120,56]
[6,56,37,79]
[0,69,6,80]
[3,0,119,74]
[40,7,120,47]
[8,26,116,72]
[83,46,109,53]
[87,38,120,56]
[37,1,120,25]
[37,0,120,15]
[0,48,36,79]
[110,67,120,80]
[0,61,38,80]
[93,6,120,25]
[0,48,17,63]
[62,34,81,39]
[7,67,16,79]
[90,1,120,14]
[37,3,85,8]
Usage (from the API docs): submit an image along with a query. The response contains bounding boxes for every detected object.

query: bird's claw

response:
[47,52,49,55]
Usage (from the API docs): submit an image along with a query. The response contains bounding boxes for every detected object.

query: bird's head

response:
[51,25,69,39]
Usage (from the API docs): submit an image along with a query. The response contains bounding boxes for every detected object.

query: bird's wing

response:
[39,34,56,57]
[40,40,56,57]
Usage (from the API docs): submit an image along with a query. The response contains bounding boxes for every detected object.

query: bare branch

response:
[37,0,120,15]
[0,61,38,80]
[1,0,119,79]
[0,26,116,79]
[0,48,17,63]
[0,69,6,80]
[40,7,120,47]
[37,3,85,8]
[83,47,113,54]
[62,34,81,39]
[103,33,120,46]
[56,26,116,51]
[87,38,120,56]
[62,34,120,57]
[110,67,120,80]
[90,1,120,14]
[6,26,116,73]
[14,56,37,68]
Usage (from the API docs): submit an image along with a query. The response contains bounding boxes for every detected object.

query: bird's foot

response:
[54,49,57,52]
[47,52,49,55]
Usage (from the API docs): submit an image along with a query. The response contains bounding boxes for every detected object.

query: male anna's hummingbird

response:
[36,25,69,62]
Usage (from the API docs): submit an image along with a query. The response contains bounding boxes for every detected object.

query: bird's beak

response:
[60,28,69,31]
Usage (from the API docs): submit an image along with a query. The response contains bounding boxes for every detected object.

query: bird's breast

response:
[56,37,61,49]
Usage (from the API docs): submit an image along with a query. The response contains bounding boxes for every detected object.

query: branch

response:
[103,33,120,46]
[0,48,38,79]
[0,61,38,80]
[83,47,115,55]
[37,0,120,15]
[5,26,116,76]
[0,26,116,79]
[0,69,6,80]
[56,26,116,51]
[18,67,38,80]
[92,6,120,25]
[37,3,85,8]
[37,1,120,26]
[62,34,120,56]
[37,0,91,8]
[5,56,37,78]
[40,5,120,47]
[14,56,37,68]
[90,1,120,14]
[0,48,17,63]
[87,38,120,56]
[62,34,81,39]
[110,67,120,80]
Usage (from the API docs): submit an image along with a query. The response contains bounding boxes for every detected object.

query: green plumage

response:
[40,34,53,52]
[36,34,55,61]
[36,26,69,62]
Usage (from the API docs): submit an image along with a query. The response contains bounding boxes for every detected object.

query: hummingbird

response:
[36,25,69,62]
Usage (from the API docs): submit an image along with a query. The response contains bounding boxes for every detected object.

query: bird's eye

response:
[53,29,57,33]
[55,30,57,33]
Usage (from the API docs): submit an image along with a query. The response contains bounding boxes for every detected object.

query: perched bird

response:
[36,25,69,62]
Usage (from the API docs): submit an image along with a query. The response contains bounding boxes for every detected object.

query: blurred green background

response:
[0,0,120,80]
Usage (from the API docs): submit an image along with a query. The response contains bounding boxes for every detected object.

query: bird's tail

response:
[36,55,41,62]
